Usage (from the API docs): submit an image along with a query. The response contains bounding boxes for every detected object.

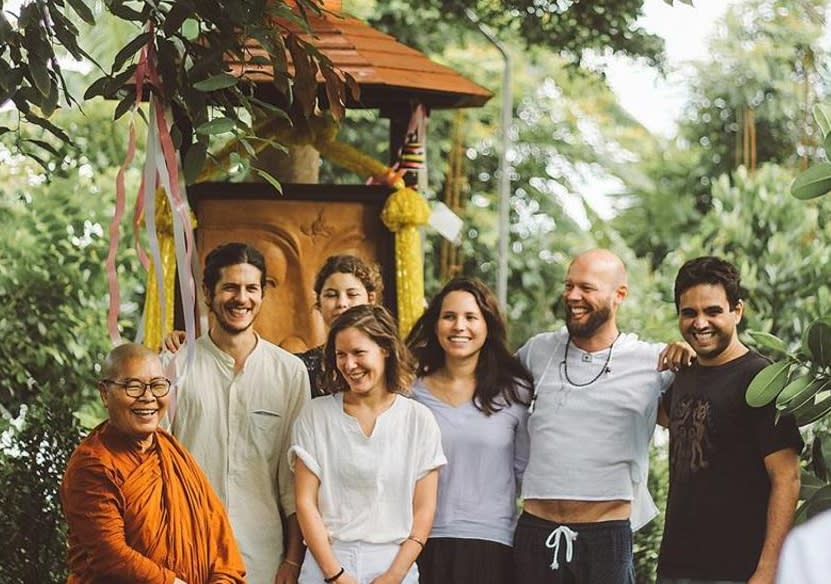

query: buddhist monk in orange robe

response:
[61,343,246,584]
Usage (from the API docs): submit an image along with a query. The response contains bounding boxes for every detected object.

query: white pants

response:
[299,540,419,584]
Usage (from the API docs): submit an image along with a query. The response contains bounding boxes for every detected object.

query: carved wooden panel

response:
[188,183,395,353]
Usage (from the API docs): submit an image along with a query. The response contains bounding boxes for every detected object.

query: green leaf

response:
[804,318,831,367]
[27,58,52,98]
[108,2,146,21]
[746,360,791,407]
[106,65,138,95]
[113,90,137,121]
[183,141,208,184]
[195,117,237,136]
[50,11,86,61]
[791,162,831,200]
[193,73,239,92]
[113,32,151,72]
[24,139,60,157]
[0,12,12,43]
[25,113,70,143]
[84,75,111,100]
[800,468,826,499]
[795,484,831,524]
[252,167,283,195]
[776,375,824,413]
[814,104,831,136]
[793,392,831,426]
[746,330,789,356]
[40,79,59,117]
[65,0,96,25]
[163,3,192,37]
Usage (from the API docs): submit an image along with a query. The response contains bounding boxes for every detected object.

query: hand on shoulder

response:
[163,330,187,353]
[658,341,696,372]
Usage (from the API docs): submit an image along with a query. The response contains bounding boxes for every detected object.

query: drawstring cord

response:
[545,525,578,570]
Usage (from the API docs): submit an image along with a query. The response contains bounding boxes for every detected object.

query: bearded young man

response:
[513,249,693,584]
[169,242,310,584]
[656,256,802,584]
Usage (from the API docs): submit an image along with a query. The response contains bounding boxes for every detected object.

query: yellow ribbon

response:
[142,188,196,351]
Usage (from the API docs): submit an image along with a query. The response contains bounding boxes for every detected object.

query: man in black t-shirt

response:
[657,257,803,584]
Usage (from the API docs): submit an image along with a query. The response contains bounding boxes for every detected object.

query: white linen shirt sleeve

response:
[288,402,321,478]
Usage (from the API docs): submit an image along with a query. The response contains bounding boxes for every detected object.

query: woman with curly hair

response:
[296,254,382,397]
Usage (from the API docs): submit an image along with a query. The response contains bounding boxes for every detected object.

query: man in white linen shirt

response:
[170,242,310,584]
[514,249,691,584]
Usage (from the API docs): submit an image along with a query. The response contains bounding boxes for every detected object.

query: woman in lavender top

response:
[406,277,533,584]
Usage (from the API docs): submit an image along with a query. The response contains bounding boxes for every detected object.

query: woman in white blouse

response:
[291,304,446,584]
[406,277,533,584]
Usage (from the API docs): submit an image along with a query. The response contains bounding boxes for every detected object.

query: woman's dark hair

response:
[203,242,267,297]
[406,277,532,414]
[322,305,415,395]
[313,255,383,305]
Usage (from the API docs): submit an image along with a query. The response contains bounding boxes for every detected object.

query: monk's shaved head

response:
[102,343,160,379]
[569,249,627,289]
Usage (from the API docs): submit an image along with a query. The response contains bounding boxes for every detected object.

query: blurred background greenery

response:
[3,0,831,581]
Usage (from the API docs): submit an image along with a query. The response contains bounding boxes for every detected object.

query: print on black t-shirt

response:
[670,395,713,480]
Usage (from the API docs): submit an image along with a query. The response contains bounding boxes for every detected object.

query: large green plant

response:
[0,386,84,584]
[739,96,831,521]
[660,164,831,344]
[350,0,671,65]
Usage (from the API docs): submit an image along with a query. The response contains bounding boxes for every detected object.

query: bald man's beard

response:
[565,303,613,338]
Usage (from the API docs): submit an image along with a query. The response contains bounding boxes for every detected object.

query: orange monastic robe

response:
[61,422,246,584]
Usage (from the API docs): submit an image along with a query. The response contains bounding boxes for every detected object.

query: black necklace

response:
[562,333,621,387]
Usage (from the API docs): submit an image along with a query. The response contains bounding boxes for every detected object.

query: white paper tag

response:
[429,202,464,243]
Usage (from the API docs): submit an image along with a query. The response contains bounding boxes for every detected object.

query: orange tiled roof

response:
[231,6,492,110]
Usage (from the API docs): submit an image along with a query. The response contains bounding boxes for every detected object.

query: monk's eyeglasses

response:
[102,377,172,398]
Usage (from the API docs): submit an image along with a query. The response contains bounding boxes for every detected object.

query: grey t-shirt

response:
[517,328,673,530]
[412,379,530,546]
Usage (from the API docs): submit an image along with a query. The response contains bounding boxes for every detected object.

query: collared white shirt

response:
[170,333,310,584]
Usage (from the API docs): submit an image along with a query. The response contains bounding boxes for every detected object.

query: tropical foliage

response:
[0,101,142,581]
[3,0,831,580]
[2,0,353,179]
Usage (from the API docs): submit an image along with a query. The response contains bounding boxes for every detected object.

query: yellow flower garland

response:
[380,186,431,335]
